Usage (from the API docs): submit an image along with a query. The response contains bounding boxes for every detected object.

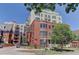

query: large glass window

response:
[40,39,46,47]
[43,24,47,28]
[40,31,47,38]
[40,23,47,28]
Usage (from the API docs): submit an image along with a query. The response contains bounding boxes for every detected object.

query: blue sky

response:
[0,3,79,31]
[55,5,79,31]
[0,3,29,24]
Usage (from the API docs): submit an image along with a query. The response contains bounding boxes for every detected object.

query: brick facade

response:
[27,20,53,47]
[70,41,79,48]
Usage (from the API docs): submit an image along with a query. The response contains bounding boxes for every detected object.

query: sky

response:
[55,5,79,31]
[0,3,29,24]
[0,3,79,31]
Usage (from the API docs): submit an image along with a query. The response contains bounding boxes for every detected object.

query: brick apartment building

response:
[27,20,53,47]
[0,21,27,45]
[26,9,62,47]
[0,9,62,48]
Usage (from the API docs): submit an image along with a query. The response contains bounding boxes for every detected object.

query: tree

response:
[8,27,13,44]
[24,3,79,13]
[0,30,4,44]
[51,23,75,49]
[73,34,79,41]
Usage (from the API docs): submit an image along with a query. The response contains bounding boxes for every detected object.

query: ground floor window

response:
[40,39,46,47]
[40,39,51,47]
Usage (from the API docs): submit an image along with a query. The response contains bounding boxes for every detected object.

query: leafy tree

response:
[51,23,75,48]
[0,30,4,44]
[24,3,79,13]
[73,34,79,41]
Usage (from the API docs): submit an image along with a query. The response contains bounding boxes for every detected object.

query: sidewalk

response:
[15,47,45,51]
[14,47,46,55]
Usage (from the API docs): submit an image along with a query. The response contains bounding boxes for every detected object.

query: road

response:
[0,46,35,55]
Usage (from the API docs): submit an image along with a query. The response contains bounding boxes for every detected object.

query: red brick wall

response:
[27,20,53,47]
[71,41,79,48]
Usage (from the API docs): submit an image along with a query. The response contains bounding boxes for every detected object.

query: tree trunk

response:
[60,44,63,49]
[60,41,64,49]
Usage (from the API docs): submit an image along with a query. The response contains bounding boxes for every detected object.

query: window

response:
[40,31,47,38]
[45,15,47,21]
[35,17,40,20]
[48,15,51,21]
[52,16,56,19]
[48,15,50,18]
[48,19,50,21]
[41,14,43,17]
[41,18,43,20]
[35,13,40,16]
[40,39,46,47]
[45,15,47,17]
[45,24,47,28]
[40,31,47,37]
[40,24,47,28]
[49,25,51,29]
[40,24,42,28]
[45,18,47,20]
[53,20,56,23]
[43,24,45,28]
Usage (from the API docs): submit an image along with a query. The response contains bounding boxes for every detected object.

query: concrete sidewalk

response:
[15,47,45,52]
[0,46,36,55]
